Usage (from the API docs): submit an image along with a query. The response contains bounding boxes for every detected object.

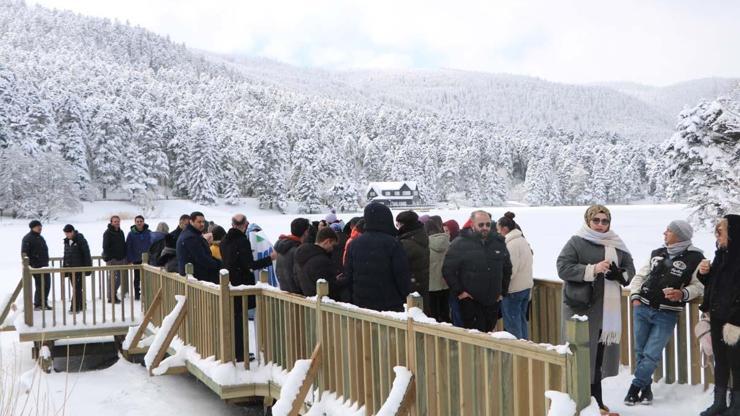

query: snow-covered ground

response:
[0,199,719,415]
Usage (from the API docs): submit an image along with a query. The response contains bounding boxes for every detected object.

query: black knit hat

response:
[290,218,310,238]
[395,211,419,228]
[63,224,75,232]
[28,220,42,229]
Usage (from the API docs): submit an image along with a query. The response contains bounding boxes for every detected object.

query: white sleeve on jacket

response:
[681,265,705,302]
[508,240,522,280]
[629,261,651,299]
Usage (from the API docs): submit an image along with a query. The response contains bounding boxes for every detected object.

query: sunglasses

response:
[590,218,611,225]
[477,222,492,228]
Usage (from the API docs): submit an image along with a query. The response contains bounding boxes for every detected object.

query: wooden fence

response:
[13,255,712,413]
[20,255,140,335]
[137,264,592,415]
[530,278,711,388]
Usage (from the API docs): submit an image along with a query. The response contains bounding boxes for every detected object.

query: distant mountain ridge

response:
[208,53,739,142]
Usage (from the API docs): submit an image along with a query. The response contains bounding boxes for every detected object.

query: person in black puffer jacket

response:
[274,218,310,294]
[345,202,410,312]
[442,210,512,332]
[62,224,92,312]
[396,211,430,314]
[699,214,740,416]
[295,227,344,298]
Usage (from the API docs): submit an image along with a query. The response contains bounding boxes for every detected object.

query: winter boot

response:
[624,384,640,406]
[700,387,727,416]
[640,384,653,405]
[723,390,740,415]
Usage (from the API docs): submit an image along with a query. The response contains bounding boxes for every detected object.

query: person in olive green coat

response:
[396,211,430,314]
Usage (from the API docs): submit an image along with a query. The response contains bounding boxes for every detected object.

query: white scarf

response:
[576,225,629,345]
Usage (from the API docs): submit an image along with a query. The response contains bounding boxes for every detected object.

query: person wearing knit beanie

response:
[667,220,693,242]
[625,218,704,407]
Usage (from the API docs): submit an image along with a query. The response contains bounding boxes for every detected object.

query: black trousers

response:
[591,341,606,408]
[67,272,85,311]
[133,261,142,298]
[459,298,499,332]
[712,318,740,390]
[428,289,451,323]
[33,273,51,307]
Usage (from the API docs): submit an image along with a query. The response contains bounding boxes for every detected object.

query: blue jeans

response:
[502,289,530,339]
[449,292,463,327]
[631,304,679,388]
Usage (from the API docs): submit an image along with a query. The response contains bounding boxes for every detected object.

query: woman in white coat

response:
[497,212,533,339]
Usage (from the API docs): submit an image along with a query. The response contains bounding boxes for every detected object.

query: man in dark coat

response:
[62,224,92,312]
[169,214,190,244]
[345,202,411,312]
[102,215,126,303]
[442,210,512,332]
[274,218,309,294]
[220,213,276,362]
[21,220,50,310]
[295,227,341,297]
[396,211,431,314]
[177,211,222,283]
[126,215,151,300]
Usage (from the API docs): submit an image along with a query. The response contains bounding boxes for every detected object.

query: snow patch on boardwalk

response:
[144,295,186,369]
[271,359,312,416]
[376,366,413,416]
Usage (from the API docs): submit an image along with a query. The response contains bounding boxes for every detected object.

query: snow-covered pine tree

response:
[0,146,81,219]
[293,139,323,214]
[664,97,740,223]
[56,96,92,199]
[184,120,218,205]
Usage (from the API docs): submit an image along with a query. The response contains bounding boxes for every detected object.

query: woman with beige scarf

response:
[557,205,635,414]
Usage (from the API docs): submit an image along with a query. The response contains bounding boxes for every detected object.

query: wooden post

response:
[316,279,329,401]
[22,255,33,327]
[405,293,421,416]
[149,298,188,375]
[286,344,323,416]
[566,317,591,413]
[127,287,163,353]
[219,270,234,363]
[0,277,23,329]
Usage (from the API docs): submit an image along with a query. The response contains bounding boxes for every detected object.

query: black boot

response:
[624,384,640,406]
[724,390,740,415]
[591,382,609,411]
[700,387,727,416]
[640,384,653,405]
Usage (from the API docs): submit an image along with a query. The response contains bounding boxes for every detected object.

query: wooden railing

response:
[21,255,140,332]
[137,264,592,415]
[530,278,711,388]
[16,254,710,412]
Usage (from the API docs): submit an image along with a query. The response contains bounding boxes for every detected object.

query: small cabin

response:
[366,181,422,207]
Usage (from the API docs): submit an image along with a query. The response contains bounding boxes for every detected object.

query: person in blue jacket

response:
[177,211,222,283]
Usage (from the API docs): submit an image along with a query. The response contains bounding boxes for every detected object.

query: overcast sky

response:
[28,0,740,86]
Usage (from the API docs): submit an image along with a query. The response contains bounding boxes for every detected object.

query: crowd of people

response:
[19,204,739,415]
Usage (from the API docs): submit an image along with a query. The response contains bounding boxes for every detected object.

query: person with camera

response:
[699,214,740,416]
[557,205,635,414]
[624,220,704,406]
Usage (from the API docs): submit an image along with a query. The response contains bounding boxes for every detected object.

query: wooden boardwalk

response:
[2,253,709,414]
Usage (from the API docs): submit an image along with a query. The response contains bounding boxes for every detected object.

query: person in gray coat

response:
[557,205,635,413]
